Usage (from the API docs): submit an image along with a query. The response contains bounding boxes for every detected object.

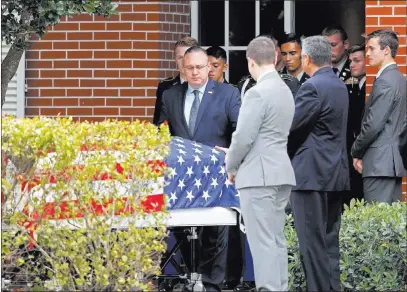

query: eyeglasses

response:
[184,64,208,72]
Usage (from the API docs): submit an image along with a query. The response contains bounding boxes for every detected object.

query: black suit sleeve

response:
[351,79,397,159]
[399,118,407,169]
[153,83,165,125]
[227,87,241,132]
[157,89,169,128]
[288,82,322,157]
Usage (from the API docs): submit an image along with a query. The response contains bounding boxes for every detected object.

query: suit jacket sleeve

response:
[398,117,407,169]
[153,83,165,125]
[157,89,169,127]
[351,79,397,158]
[288,82,321,157]
[226,88,265,176]
[228,87,241,132]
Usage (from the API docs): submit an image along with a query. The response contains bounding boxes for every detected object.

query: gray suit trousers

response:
[363,177,402,203]
[239,185,292,291]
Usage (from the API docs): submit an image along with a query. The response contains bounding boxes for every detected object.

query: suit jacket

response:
[351,64,407,177]
[288,67,350,192]
[399,118,407,170]
[226,71,296,189]
[346,82,366,153]
[158,78,240,148]
[153,74,182,125]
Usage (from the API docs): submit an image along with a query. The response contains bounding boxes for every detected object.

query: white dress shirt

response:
[333,58,347,77]
[184,80,208,125]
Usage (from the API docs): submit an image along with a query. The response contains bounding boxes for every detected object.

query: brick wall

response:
[25,0,190,122]
[365,0,407,201]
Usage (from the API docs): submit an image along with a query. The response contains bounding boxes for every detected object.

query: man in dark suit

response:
[280,33,310,85]
[322,24,352,82]
[351,29,406,203]
[342,43,366,206]
[288,36,350,291]
[399,118,407,170]
[153,37,199,125]
[159,46,240,292]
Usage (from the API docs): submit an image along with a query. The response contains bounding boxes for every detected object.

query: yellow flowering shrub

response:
[1,116,171,291]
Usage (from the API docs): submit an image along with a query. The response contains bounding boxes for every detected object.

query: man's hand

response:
[215,146,229,161]
[353,158,363,174]
[228,172,235,184]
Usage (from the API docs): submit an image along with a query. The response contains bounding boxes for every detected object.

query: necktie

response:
[332,67,339,76]
[189,90,200,136]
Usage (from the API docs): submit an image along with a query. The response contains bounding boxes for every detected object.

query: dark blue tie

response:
[189,90,200,136]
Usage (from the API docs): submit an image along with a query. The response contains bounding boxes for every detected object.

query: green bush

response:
[286,199,407,291]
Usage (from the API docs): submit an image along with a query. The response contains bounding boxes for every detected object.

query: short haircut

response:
[302,35,332,67]
[281,32,302,49]
[206,46,227,63]
[174,36,199,51]
[363,29,399,58]
[322,24,348,42]
[246,36,276,66]
[348,43,365,55]
[184,46,208,57]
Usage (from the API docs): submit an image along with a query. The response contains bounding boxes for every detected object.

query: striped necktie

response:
[188,90,201,136]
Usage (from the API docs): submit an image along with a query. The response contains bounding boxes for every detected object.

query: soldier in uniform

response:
[343,44,366,206]
[280,33,310,85]
[153,37,199,125]
[322,24,352,82]
[206,46,230,84]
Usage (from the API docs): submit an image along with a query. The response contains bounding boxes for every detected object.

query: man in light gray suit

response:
[351,29,406,203]
[219,36,296,291]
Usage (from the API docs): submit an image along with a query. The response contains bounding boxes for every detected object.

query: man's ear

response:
[344,39,350,50]
[223,63,228,73]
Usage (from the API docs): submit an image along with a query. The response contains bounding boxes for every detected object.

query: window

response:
[191,0,293,85]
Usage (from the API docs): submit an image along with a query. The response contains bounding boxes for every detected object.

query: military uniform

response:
[335,58,352,82]
[280,68,310,85]
[153,75,183,125]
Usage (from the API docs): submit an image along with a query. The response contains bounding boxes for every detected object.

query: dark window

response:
[228,50,249,85]
[229,1,255,46]
[260,0,285,37]
[199,1,224,46]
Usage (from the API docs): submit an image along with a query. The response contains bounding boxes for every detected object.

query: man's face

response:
[366,37,387,67]
[349,51,366,78]
[175,46,190,74]
[208,56,227,82]
[184,51,209,89]
[326,33,349,64]
[281,41,302,73]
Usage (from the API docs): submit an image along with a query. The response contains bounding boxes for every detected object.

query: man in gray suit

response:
[221,36,296,291]
[351,29,406,203]
[287,36,349,291]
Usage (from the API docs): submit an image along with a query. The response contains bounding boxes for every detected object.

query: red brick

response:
[133,98,155,106]
[120,51,146,59]
[25,108,40,116]
[79,98,106,106]
[394,26,407,35]
[40,51,66,59]
[380,0,406,5]
[133,60,160,68]
[136,4,160,12]
[146,108,155,116]
[54,23,79,31]
[67,108,93,115]
[94,108,119,115]
[54,60,79,68]
[398,46,407,55]
[26,89,39,97]
[147,33,160,40]
[394,6,407,15]
[80,23,106,30]
[107,60,132,68]
[41,70,66,78]
[67,14,93,21]
[365,0,378,5]
[366,17,378,25]
[67,32,93,40]
[106,79,132,87]
[147,89,157,96]
[26,70,39,78]
[106,98,132,106]
[147,13,160,21]
[120,70,145,78]
[68,51,93,59]
[106,23,133,31]
[147,70,160,78]
[398,65,407,75]
[133,79,159,87]
[81,60,106,68]
[94,32,120,40]
[27,61,53,69]
[40,89,65,97]
[120,89,145,96]
[120,32,146,40]
[67,70,92,78]
[54,79,79,87]
[380,17,407,25]
[117,4,133,12]
[40,108,66,116]
[365,26,391,34]
[42,32,66,40]
[94,89,119,97]
[121,13,146,21]
[53,42,79,49]
[54,99,79,107]
[120,108,145,116]
[67,89,92,97]
[94,51,120,59]
[106,41,132,49]
[147,51,160,59]
[80,116,106,122]
[29,42,52,50]
[80,41,106,49]
[94,70,119,78]
[94,14,120,22]
[26,98,53,107]
[133,23,159,31]
[366,7,392,15]
[132,41,159,50]
[26,51,39,59]
[27,79,53,87]
[80,79,106,87]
